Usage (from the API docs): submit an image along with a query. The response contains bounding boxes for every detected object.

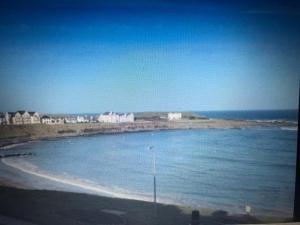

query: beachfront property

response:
[64,117,77,124]
[98,112,135,123]
[41,115,52,124]
[0,114,4,124]
[41,115,65,125]
[29,112,41,124]
[0,112,10,125]
[168,112,182,121]
[53,118,65,125]
[0,111,41,125]
[89,116,97,123]
[77,115,89,123]
[9,111,41,125]
[12,111,31,124]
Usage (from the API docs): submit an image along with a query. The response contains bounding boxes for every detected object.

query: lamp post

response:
[148,145,157,222]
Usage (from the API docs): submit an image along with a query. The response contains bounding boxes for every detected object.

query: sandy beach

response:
[0,157,290,225]
[0,118,297,224]
[0,126,296,224]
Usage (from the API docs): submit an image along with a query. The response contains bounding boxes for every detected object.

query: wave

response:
[280,127,298,131]
[0,141,34,150]
[247,119,298,124]
[1,158,175,206]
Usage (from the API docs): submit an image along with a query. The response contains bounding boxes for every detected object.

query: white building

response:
[41,115,64,125]
[10,111,31,124]
[0,111,40,125]
[41,115,52,124]
[64,117,77,124]
[77,116,89,123]
[98,112,134,123]
[168,112,182,121]
[29,112,41,124]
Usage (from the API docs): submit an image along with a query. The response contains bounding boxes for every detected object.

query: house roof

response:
[29,111,38,116]
[41,115,50,119]
[17,110,27,115]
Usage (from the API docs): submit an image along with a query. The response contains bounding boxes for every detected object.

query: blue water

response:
[2,110,298,217]
[198,109,298,121]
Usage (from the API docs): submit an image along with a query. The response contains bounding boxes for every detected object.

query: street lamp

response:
[148,145,156,203]
[148,145,157,221]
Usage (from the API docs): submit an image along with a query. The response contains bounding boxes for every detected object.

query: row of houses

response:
[0,111,98,125]
[0,111,40,125]
[40,115,65,125]
[35,115,94,125]
[0,111,182,125]
[0,111,136,125]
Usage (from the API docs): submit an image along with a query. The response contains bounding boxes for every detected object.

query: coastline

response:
[0,158,291,225]
[0,119,296,224]
[1,157,155,202]
[0,118,297,149]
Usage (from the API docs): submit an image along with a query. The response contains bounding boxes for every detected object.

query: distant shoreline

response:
[0,118,297,149]
[0,118,296,223]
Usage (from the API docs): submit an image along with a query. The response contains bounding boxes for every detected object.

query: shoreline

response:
[1,157,155,202]
[0,118,297,149]
[0,120,296,224]
[0,157,292,222]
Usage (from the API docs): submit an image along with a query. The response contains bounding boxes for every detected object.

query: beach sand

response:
[0,120,296,224]
[0,158,292,225]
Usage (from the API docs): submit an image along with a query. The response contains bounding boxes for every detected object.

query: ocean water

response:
[1,110,298,217]
[198,109,298,121]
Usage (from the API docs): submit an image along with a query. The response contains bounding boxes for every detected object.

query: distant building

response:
[9,111,31,124]
[0,112,10,125]
[41,115,52,124]
[89,116,97,123]
[0,113,6,125]
[64,117,77,124]
[41,115,64,125]
[98,112,134,123]
[168,112,182,121]
[10,112,21,124]
[77,116,89,123]
[53,118,64,124]
[29,112,41,124]
[0,111,41,125]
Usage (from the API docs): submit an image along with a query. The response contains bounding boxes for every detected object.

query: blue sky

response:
[0,0,299,113]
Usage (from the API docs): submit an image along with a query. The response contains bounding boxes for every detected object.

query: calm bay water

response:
[2,110,298,216]
[198,109,298,121]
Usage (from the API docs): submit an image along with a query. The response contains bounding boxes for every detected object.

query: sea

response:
[1,110,298,217]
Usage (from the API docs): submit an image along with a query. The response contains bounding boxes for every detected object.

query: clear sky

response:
[0,0,299,113]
